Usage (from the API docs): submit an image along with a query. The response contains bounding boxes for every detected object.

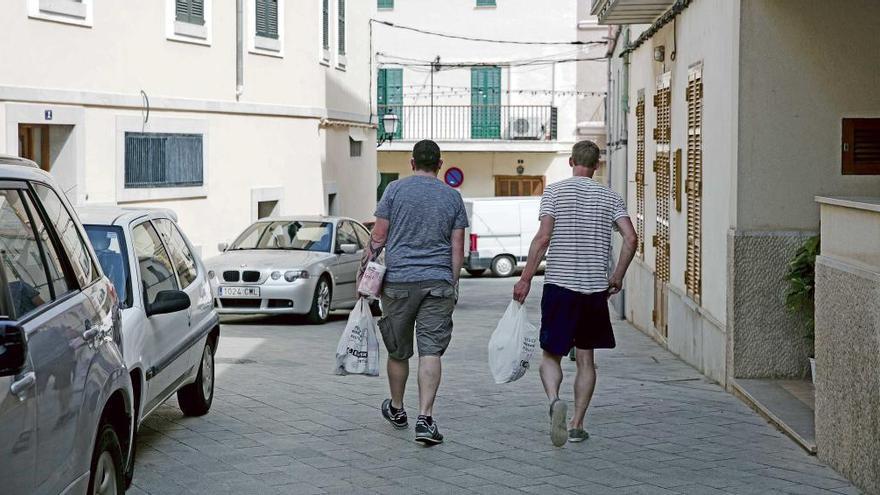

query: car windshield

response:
[85,225,132,308]
[229,221,334,252]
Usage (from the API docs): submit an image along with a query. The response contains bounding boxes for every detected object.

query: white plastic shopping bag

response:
[334,298,380,376]
[488,301,539,384]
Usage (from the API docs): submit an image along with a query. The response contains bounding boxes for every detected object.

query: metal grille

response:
[124,132,203,189]
[223,271,240,282]
[338,0,346,55]
[242,271,261,283]
[685,65,703,303]
[219,298,261,309]
[653,74,671,283]
[322,0,330,49]
[635,93,646,259]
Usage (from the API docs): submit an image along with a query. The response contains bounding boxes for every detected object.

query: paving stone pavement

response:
[131,277,861,495]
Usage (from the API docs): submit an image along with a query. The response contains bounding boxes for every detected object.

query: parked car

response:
[206,216,373,324]
[78,206,221,481]
[464,196,542,277]
[0,155,134,495]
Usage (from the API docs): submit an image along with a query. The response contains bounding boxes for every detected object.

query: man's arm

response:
[451,228,465,285]
[608,216,638,295]
[513,216,555,303]
[359,218,389,279]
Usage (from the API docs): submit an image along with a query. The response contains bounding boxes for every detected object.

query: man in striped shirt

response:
[513,140,638,447]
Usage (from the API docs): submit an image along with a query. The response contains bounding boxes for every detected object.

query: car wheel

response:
[88,422,125,495]
[466,269,486,277]
[177,341,214,416]
[491,256,517,278]
[307,277,332,324]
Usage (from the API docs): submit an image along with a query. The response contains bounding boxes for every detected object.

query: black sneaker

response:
[414,416,444,445]
[381,399,408,429]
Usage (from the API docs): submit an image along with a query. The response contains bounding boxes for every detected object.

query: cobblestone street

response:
[131,277,858,495]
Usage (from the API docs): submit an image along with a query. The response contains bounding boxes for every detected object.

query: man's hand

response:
[608,274,623,295]
[513,279,531,303]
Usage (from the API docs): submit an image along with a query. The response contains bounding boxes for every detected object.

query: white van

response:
[464,196,542,277]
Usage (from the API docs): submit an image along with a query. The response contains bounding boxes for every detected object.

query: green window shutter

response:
[338,0,346,55]
[471,67,501,139]
[176,0,205,25]
[322,0,330,50]
[476,0,496,6]
[378,0,394,9]
[256,0,278,39]
[378,68,403,139]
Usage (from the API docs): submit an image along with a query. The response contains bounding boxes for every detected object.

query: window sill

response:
[168,21,210,46]
[250,36,284,58]
[118,185,208,203]
[336,54,347,71]
[29,0,91,27]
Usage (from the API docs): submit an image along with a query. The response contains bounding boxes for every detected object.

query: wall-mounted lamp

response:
[516,165,525,175]
[377,110,400,148]
[653,46,665,62]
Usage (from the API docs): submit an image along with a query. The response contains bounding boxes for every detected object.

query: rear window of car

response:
[85,225,132,308]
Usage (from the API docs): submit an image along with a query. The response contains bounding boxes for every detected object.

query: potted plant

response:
[784,235,820,382]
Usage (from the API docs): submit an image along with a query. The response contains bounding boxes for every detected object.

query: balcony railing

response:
[378,105,558,142]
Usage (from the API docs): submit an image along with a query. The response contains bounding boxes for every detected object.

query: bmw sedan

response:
[206,216,372,324]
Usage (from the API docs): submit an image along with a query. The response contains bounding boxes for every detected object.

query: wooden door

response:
[17,124,50,171]
[495,175,544,197]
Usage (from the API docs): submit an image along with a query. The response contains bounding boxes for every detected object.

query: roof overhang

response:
[590,0,676,25]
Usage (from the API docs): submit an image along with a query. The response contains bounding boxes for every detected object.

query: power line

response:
[377,56,608,68]
[371,19,607,46]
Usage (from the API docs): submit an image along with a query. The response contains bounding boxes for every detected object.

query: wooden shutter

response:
[176,0,205,25]
[256,0,278,39]
[378,0,394,8]
[653,73,672,283]
[471,67,502,139]
[477,0,496,5]
[635,92,646,259]
[322,0,330,50]
[338,0,346,55]
[685,65,703,303]
[842,118,880,175]
[378,69,403,139]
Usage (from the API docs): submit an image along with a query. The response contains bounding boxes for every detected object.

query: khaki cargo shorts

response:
[378,280,456,360]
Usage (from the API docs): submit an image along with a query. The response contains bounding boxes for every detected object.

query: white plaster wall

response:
[373,0,601,144]
[625,0,740,324]
[737,0,880,231]
[323,126,378,223]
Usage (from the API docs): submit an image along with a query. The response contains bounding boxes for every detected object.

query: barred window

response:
[124,132,204,189]
[337,0,346,55]
[349,137,362,157]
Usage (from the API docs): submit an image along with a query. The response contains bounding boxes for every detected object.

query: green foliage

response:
[784,235,820,356]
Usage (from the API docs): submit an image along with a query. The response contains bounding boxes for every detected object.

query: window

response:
[250,0,282,55]
[635,91,646,259]
[255,0,278,39]
[154,219,199,289]
[85,226,131,308]
[842,118,880,175]
[176,0,205,25]
[377,69,403,139]
[353,223,371,249]
[471,67,502,139]
[322,0,330,51]
[124,132,204,189]
[28,0,92,27]
[337,0,346,56]
[0,189,73,319]
[685,65,703,303]
[349,137,362,157]
[230,221,333,253]
[378,0,394,9]
[476,0,496,6]
[653,74,672,284]
[336,221,359,251]
[132,222,179,307]
[33,183,98,288]
[495,176,544,196]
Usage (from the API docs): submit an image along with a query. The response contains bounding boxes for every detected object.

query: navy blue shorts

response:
[540,283,615,356]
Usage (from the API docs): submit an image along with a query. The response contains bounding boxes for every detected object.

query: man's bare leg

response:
[539,350,563,400]
[387,357,409,409]
[570,348,597,430]
[418,355,441,417]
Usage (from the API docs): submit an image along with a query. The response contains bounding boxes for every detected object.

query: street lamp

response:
[377,110,399,147]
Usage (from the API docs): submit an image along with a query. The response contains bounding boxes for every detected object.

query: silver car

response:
[78,206,221,481]
[206,216,372,324]
[0,155,134,495]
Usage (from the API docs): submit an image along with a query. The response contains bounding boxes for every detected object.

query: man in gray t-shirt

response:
[362,139,467,445]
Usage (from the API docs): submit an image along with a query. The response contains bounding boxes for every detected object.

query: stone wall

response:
[814,257,880,495]
[728,230,815,379]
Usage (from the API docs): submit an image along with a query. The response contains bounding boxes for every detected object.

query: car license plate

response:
[219,287,260,297]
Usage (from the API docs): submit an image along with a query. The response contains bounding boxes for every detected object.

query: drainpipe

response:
[235,0,244,100]
[618,27,631,320]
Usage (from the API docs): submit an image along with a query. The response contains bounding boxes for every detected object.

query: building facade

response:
[373,0,607,201]
[596,0,880,491]
[1,0,377,257]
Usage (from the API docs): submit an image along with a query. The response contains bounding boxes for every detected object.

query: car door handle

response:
[83,322,99,340]
[11,371,36,399]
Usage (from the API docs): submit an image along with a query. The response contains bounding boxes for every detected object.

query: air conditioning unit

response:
[507,117,545,140]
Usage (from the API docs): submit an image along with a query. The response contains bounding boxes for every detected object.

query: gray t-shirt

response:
[375,175,469,283]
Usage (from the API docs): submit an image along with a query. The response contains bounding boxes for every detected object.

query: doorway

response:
[495,175,545,197]
[257,200,279,219]
[18,124,51,171]
[17,123,77,199]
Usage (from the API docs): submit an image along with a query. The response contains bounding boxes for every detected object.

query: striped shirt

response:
[540,176,629,294]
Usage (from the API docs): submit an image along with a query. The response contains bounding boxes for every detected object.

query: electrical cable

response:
[371,19,607,46]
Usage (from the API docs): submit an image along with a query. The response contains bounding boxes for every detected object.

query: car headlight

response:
[271,271,282,280]
[208,270,216,279]
[285,270,309,282]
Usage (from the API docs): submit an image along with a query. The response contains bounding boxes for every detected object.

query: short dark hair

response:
[572,140,600,168]
[412,139,442,172]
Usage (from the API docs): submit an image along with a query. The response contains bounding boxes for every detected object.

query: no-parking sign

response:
[444,167,464,188]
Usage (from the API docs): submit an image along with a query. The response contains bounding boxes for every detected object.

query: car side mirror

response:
[0,324,27,378]
[147,290,191,317]
[217,242,229,252]
[338,243,358,255]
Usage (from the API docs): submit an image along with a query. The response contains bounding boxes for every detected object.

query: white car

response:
[78,206,220,474]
